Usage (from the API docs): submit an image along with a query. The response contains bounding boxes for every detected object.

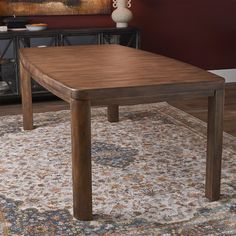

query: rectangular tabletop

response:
[19,44,225,221]
[19,44,224,102]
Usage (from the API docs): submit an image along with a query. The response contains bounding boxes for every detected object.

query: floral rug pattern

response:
[0,102,235,235]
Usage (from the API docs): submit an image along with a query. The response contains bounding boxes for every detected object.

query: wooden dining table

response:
[19,44,225,221]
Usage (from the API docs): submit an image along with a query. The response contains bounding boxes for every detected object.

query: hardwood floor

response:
[0,83,236,137]
[169,83,236,137]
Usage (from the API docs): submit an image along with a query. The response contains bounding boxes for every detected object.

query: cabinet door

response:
[17,35,58,94]
[102,30,139,49]
[61,33,99,46]
[0,37,18,98]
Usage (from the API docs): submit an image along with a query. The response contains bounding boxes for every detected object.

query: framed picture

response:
[0,0,111,16]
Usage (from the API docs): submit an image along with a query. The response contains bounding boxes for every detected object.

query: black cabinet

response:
[0,36,18,97]
[0,27,140,102]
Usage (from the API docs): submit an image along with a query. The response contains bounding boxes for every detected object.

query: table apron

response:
[29,74,71,103]
[72,82,224,101]
[92,89,217,106]
[27,72,224,108]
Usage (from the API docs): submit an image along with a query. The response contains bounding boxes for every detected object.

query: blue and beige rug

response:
[0,102,235,235]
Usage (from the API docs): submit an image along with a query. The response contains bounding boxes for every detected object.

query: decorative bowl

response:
[26,23,47,31]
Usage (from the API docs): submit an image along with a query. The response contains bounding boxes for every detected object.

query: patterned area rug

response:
[0,102,235,235]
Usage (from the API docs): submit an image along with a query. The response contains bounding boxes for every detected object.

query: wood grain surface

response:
[20,44,224,101]
[19,44,225,220]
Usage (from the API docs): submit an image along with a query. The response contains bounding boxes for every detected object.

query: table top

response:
[20,44,224,101]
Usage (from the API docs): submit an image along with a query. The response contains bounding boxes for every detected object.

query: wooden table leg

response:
[20,62,33,130]
[206,88,224,201]
[70,99,92,220]
[107,104,119,122]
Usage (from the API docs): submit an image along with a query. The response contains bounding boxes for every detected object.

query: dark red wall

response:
[18,0,236,70]
[27,15,113,29]
[131,0,236,70]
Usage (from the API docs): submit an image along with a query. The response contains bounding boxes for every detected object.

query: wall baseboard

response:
[209,69,236,83]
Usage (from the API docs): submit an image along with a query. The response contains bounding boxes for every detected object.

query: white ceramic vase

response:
[112,0,133,28]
